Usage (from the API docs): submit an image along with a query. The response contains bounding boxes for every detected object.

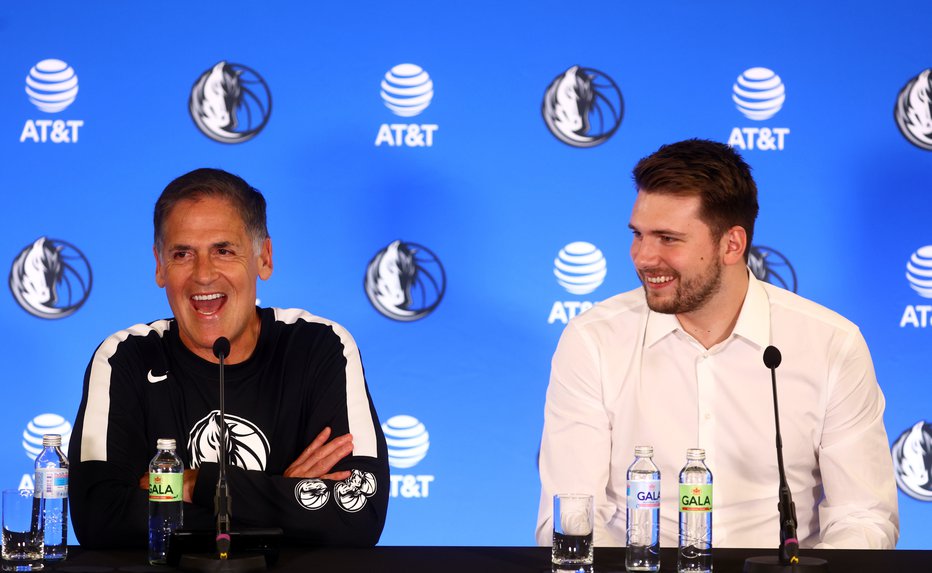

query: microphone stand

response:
[215,338,232,559]
[744,346,827,573]
[180,337,267,573]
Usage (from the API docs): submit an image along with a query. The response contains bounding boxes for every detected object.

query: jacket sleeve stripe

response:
[80,321,171,462]
[273,308,379,459]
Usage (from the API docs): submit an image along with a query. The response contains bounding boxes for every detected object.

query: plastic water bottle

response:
[626,445,660,572]
[35,433,69,561]
[678,448,713,573]
[148,438,184,565]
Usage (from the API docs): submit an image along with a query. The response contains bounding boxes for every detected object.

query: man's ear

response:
[722,226,747,266]
[154,246,166,288]
[258,237,273,281]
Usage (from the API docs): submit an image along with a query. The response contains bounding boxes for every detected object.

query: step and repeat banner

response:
[1,2,930,549]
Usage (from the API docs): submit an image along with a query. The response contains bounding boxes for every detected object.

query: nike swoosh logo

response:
[147,370,168,383]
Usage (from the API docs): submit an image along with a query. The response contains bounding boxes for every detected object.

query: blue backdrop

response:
[1,1,930,549]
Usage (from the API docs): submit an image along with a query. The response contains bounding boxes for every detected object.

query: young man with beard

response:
[69,168,389,548]
[536,139,898,549]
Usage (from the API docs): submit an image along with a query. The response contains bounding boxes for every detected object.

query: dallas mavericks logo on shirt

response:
[9,237,93,319]
[891,421,932,502]
[295,479,330,510]
[334,469,378,512]
[188,61,272,144]
[294,470,377,512]
[187,411,270,471]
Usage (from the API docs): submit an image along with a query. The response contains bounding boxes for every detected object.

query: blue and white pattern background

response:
[1,1,931,549]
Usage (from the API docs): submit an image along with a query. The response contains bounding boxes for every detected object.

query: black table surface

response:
[42,546,932,573]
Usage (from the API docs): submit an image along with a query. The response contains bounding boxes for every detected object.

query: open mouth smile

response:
[191,293,227,315]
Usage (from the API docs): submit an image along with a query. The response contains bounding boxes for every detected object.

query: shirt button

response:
[704,413,712,420]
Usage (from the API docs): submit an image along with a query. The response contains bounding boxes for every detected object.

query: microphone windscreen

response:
[763,345,782,369]
[213,337,231,359]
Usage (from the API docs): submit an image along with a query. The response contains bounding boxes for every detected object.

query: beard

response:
[640,256,724,315]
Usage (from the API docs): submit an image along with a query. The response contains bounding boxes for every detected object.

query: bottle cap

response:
[634,445,653,457]
[686,448,706,460]
[157,438,177,450]
[42,434,62,447]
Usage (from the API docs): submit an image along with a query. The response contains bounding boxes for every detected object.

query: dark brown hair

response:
[633,139,759,255]
[153,168,269,253]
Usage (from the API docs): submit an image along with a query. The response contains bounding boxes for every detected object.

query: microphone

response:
[174,337,272,572]
[212,337,232,560]
[763,345,781,370]
[743,346,827,573]
[762,346,799,564]
[213,337,230,361]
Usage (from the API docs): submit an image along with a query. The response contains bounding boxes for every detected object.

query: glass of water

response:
[552,493,594,567]
[2,490,43,571]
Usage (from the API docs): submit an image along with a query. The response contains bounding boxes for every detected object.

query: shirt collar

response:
[731,271,770,349]
[644,270,771,349]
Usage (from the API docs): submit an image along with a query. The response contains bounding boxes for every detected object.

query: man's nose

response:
[193,255,217,283]
[631,239,658,268]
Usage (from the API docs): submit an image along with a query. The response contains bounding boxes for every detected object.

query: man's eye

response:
[217,248,233,256]
[172,252,189,260]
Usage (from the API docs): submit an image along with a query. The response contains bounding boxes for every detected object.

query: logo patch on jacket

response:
[188,410,270,471]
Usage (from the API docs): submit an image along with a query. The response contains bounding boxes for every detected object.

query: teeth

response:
[646,276,673,284]
[192,293,225,301]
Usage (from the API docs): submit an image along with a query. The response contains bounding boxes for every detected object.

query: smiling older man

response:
[69,168,388,548]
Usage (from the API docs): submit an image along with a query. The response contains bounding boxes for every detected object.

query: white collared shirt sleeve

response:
[814,328,899,548]
[536,319,623,547]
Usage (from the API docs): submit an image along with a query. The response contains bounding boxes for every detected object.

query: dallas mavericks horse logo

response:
[541,65,624,148]
[748,245,798,293]
[9,237,92,319]
[188,411,270,471]
[189,61,272,144]
[294,470,377,513]
[334,469,378,512]
[892,421,932,501]
[894,68,932,151]
[295,479,330,510]
[364,240,446,322]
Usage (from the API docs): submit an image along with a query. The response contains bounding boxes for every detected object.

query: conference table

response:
[47,546,932,572]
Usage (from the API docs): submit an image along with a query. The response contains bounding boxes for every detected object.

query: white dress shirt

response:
[536,273,899,549]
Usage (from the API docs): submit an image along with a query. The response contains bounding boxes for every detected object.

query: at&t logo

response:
[364,240,445,321]
[541,66,623,148]
[189,61,272,144]
[900,245,932,328]
[23,413,72,461]
[548,242,606,324]
[374,63,438,147]
[20,59,84,144]
[9,237,93,319]
[894,69,932,151]
[382,415,434,498]
[727,67,790,151]
[20,413,72,489]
